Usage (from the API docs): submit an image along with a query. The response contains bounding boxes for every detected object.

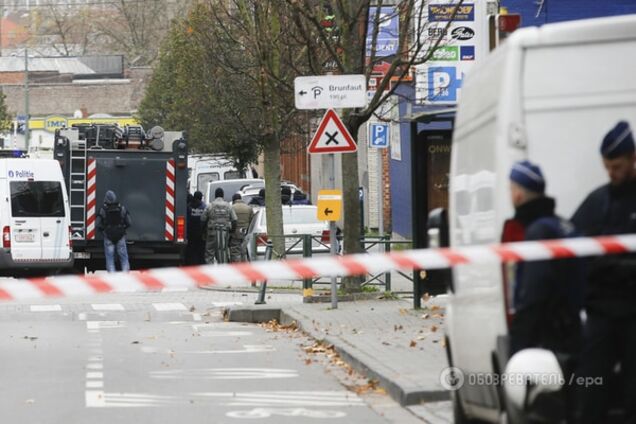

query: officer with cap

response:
[572,121,636,423]
[201,188,237,264]
[506,161,582,356]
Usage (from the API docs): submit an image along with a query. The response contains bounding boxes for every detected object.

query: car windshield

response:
[10,181,65,217]
[197,172,219,191]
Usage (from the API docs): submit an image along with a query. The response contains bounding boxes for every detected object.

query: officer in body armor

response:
[230,193,254,262]
[96,190,132,272]
[202,188,237,264]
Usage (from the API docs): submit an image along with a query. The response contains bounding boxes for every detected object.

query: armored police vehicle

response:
[54,124,188,271]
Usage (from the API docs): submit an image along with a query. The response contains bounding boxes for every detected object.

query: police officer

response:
[201,188,237,264]
[96,190,132,273]
[230,193,254,262]
[506,161,582,356]
[186,191,207,265]
[572,121,636,424]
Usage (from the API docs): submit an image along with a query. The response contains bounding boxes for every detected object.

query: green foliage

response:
[137,4,262,168]
[0,90,12,131]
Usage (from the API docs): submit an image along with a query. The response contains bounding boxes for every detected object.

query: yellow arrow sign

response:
[317,189,342,221]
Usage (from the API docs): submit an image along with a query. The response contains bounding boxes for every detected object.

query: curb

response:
[224,305,449,406]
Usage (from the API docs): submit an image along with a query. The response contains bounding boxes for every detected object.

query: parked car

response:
[205,178,264,203]
[245,205,331,259]
[428,15,636,423]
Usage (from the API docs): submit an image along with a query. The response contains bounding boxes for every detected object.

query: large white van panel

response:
[523,39,636,218]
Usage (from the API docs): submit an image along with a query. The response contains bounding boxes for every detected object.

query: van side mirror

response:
[504,349,566,422]
[427,208,449,248]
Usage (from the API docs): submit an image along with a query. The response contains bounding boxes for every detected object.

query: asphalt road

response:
[0,290,422,423]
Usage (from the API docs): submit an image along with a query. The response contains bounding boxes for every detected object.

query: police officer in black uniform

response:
[572,121,636,424]
[507,161,582,357]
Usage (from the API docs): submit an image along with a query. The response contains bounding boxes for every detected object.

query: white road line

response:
[198,330,253,337]
[88,355,103,362]
[86,372,103,379]
[30,304,62,312]
[85,391,106,408]
[86,381,104,389]
[78,313,87,321]
[86,321,126,330]
[87,363,103,370]
[91,304,125,311]
[153,303,187,312]
[150,368,299,380]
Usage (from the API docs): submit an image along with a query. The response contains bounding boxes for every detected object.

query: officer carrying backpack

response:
[104,203,126,242]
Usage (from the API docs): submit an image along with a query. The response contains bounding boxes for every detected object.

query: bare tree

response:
[285,0,463,291]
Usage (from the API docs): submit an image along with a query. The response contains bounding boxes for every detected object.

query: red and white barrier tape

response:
[1,234,635,302]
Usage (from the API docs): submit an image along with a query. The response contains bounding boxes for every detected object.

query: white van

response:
[188,154,249,194]
[433,15,636,422]
[0,159,73,274]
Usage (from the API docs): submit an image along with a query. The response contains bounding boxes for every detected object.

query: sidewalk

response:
[225,295,450,407]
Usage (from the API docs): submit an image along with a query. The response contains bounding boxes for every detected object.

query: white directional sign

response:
[295,74,367,110]
[308,109,357,154]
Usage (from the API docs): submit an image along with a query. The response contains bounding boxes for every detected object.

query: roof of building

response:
[0,56,95,75]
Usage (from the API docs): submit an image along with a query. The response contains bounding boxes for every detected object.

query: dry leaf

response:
[189,306,196,312]
[430,305,441,312]
[305,359,312,365]
[409,340,417,348]
[421,314,430,319]
[431,325,438,332]
[441,338,447,348]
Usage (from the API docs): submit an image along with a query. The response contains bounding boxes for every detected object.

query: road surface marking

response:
[91,304,125,311]
[140,345,276,355]
[86,321,126,330]
[85,391,106,408]
[30,304,62,312]
[88,355,103,362]
[161,287,188,293]
[150,368,299,380]
[226,408,347,419]
[87,363,103,370]
[87,372,103,379]
[86,381,104,389]
[197,330,253,337]
[153,303,187,311]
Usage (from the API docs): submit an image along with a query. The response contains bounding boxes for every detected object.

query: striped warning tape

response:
[1,234,635,302]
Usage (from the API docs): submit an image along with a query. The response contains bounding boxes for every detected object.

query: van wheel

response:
[452,390,482,424]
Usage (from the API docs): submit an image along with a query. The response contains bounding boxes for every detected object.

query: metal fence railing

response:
[248,234,412,298]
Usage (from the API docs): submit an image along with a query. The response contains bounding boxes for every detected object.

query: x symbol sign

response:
[325,131,339,145]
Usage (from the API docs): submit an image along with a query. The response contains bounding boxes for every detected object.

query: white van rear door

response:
[9,181,43,260]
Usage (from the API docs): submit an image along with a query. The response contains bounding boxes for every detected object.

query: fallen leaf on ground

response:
[421,314,430,319]
[305,359,312,365]
[409,340,417,348]
[431,325,438,332]
[430,305,441,312]
[441,339,447,348]
[399,308,409,315]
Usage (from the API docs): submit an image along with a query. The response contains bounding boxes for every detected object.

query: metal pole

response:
[377,148,383,238]
[24,47,29,152]
[328,153,337,309]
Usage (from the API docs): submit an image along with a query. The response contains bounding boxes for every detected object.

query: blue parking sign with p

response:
[369,123,389,149]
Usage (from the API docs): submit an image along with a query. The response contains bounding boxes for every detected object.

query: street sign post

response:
[308,109,357,154]
[295,75,367,110]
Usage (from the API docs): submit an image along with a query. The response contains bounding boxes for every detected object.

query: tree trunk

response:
[263,132,285,259]
[341,119,364,292]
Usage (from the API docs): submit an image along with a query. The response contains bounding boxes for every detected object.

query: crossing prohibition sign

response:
[307,109,357,154]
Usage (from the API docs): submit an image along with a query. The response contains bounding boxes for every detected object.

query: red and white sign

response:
[308,109,357,154]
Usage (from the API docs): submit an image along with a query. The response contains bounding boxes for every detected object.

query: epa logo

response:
[8,170,14,178]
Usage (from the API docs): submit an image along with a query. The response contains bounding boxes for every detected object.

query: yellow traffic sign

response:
[317,189,343,221]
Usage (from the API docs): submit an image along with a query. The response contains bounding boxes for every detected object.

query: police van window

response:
[11,181,65,217]
[197,173,220,191]
[224,170,241,180]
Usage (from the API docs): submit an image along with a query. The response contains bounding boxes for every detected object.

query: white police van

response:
[428,14,636,423]
[0,159,73,274]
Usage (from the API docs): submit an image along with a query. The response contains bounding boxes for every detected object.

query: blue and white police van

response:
[0,159,73,275]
